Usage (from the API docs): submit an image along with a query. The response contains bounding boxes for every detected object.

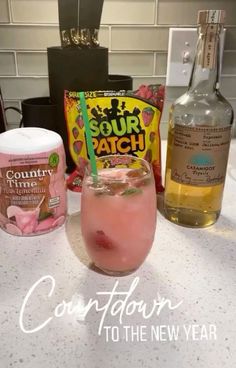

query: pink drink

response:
[81,155,157,275]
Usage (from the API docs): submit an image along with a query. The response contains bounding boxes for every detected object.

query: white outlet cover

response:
[166,28,225,87]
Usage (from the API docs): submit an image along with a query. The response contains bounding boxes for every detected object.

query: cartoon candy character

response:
[142,107,154,127]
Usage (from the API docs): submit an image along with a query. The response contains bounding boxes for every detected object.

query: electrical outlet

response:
[166,28,225,87]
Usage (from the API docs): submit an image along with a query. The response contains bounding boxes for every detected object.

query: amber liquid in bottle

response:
[165,127,226,227]
[164,10,234,228]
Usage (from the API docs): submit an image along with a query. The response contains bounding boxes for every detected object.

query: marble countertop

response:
[0,141,236,368]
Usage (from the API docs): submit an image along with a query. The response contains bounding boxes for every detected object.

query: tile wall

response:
[0,0,236,137]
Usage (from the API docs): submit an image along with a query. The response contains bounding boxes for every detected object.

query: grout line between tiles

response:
[7,0,13,23]
[132,75,167,79]
[153,52,157,75]
[108,25,112,51]
[0,49,168,54]
[1,22,236,28]
[0,75,48,79]
[1,74,236,80]
[0,23,218,28]
[13,51,18,76]
[154,0,158,26]
[221,74,236,77]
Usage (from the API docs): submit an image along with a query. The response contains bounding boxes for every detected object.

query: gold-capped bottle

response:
[164,10,234,228]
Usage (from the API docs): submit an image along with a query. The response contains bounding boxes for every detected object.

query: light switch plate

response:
[166,28,226,87]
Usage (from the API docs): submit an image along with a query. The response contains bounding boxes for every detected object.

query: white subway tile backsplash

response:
[221,76,236,98]
[17,52,48,75]
[0,0,9,23]
[109,52,154,76]
[155,53,167,75]
[0,52,16,75]
[0,25,60,50]
[157,0,236,25]
[11,0,155,25]
[11,0,58,24]
[99,27,110,48]
[225,27,236,50]
[0,77,49,99]
[0,0,235,139]
[111,27,169,51]
[102,0,155,25]
[222,51,236,74]
[0,25,109,50]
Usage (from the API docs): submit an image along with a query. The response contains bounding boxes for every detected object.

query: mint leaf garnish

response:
[121,187,142,196]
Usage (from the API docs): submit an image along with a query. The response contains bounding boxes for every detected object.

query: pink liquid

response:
[81,168,157,273]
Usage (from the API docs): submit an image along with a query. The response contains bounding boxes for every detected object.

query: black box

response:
[47,46,109,171]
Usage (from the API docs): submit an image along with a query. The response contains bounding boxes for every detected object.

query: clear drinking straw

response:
[79,92,98,178]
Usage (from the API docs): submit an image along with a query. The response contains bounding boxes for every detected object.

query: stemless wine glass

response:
[81,154,157,276]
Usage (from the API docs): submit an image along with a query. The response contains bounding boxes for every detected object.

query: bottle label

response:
[171,124,231,187]
[200,24,220,69]
[206,10,223,24]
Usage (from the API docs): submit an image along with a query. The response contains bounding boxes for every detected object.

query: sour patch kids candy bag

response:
[65,85,164,192]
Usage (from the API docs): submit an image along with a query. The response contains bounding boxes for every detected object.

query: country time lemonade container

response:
[0,128,67,236]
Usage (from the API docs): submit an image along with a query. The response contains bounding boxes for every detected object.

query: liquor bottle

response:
[164,10,234,228]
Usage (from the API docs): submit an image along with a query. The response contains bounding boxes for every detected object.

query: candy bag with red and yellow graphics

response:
[64,85,165,192]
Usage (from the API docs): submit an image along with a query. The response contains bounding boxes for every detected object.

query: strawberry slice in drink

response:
[93,230,114,250]
[126,168,146,179]
[127,169,151,189]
